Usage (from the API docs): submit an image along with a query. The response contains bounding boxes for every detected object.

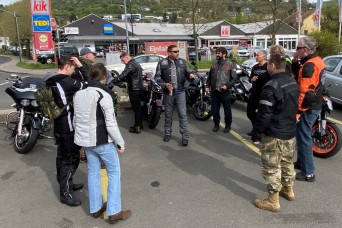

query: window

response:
[134,56,146,63]
[324,57,342,72]
[148,56,161,62]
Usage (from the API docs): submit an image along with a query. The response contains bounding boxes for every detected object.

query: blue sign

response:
[103,24,114,35]
[32,14,51,32]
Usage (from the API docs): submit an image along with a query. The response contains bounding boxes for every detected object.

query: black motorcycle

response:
[231,69,251,104]
[312,88,342,158]
[186,71,212,121]
[5,75,52,154]
[142,72,164,129]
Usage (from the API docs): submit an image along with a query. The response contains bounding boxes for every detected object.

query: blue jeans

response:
[296,109,320,176]
[163,91,189,139]
[85,143,121,216]
[211,90,232,126]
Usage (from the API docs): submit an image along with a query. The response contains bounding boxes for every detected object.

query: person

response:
[292,37,325,182]
[246,50,269,135]
[45,56,87,206]
[206,46,237,133]
[73,63,131,224]
[71,47,97,81]
[269,45,292,76]
[118,52,145,133]
[155,45,195,146]
[251,53,299,212]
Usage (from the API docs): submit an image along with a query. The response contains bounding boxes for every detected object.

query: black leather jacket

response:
[207,59,237,92]
[253,71,299,140]
[119,59,144,91]
[155,57,193,92]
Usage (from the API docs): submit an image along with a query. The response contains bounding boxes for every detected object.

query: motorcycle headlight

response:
[20,99,30,107]
[31,100,39,107]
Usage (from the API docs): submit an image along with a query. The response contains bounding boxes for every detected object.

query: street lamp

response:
[0,8,22,61]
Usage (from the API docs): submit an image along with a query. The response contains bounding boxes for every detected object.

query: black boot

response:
[129,124,141,133]
[60,193,81,207]
[213,125,219,132]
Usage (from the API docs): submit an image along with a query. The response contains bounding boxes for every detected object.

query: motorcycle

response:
[231,68,252,104]
[186,71,212,121]
[312,88,342,158]
[142,72,164,129]
[5,75,52,154]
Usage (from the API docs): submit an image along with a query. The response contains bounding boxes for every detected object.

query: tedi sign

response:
[31,0,50,14]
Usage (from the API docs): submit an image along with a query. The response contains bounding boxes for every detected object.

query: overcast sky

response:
[1,0,20,6]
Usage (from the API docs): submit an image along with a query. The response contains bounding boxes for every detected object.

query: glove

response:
[251,130,261,143]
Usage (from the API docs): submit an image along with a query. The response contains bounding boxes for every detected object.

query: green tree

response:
[321,0,339,35]
[309,31,340,58]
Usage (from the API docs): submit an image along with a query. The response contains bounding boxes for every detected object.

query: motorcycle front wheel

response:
[193,97,212,121]
[14,122,39,154]
[312,123,342,158]
[148,103,162,129]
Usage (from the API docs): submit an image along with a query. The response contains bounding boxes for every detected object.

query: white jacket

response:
[73,85,124,148]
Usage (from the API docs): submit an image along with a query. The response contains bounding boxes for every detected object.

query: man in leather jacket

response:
[119,52,145,133]
[206,47,237,133]
[155,45,195,146]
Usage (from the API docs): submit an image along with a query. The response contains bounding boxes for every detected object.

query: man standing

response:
[206,47,237,133]
[246,50,269,134]
[292,37,324,182]
[251,53,299,212]
[155,45,195,146]
[46,56,87,206]
[118,52,145,133]
[72,47,97,81]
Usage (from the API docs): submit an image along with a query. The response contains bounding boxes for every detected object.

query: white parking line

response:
[0,76,28,86]
[327,117,342,125]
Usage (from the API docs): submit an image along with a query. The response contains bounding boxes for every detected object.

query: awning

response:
[69,35,193,41]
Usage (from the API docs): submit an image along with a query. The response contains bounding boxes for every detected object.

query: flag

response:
[296,0,302,23]
[314,0,323,26]
[339,0,342,23]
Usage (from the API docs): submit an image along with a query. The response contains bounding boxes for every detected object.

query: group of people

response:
[246,37,324,212]
[46,37,324,224]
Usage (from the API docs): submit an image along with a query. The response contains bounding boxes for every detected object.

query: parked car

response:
[188,47,201,61]
[229,46,250,58]
[37,46,79,64]
[241,58,257,75]
[323,55,342,105]
[105,54,166,76]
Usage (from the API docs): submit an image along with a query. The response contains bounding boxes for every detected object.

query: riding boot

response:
[279,186,295,201]
[129,124,141,134]
[255,192,280,212]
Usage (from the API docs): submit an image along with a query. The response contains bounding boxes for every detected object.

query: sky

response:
[1,0,20,6]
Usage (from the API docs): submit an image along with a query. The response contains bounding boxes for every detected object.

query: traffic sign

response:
[51,18,57,30]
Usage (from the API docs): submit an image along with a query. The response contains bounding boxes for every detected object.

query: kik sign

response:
[30,0,50,14]
[103,24,114,35]
[32,15,51,32]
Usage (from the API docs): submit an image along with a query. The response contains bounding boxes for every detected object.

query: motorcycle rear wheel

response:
[312,123,342,158]
[148,104,162,129]
[193,98,212,121]
[14,123,39,154]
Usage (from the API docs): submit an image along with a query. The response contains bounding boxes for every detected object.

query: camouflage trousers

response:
[260,134,296,193]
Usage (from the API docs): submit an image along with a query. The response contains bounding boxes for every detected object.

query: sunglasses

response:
[296,46,306,51]
[171,50,179,53]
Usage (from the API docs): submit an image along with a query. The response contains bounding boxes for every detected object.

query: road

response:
[1,56,342,227]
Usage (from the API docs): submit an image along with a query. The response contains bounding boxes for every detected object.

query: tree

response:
[164,0,226,62]
[321,0,339,35]
[69,13,77,22]
[169,12,178,23]
[0,0,31,58]
[309,31,340,58]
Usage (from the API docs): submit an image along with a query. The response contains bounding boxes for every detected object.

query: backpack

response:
[34,86,70,119]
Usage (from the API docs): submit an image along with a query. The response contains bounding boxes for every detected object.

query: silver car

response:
[323,55,342,104]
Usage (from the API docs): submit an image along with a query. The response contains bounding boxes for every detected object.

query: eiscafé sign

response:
[31,0,50,14]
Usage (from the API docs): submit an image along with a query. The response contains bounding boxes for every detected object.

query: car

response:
[37,46,79,64]
[188,47,201,61]
[229,46,250,58]
[105,54,166,76]
[323,55,342,105]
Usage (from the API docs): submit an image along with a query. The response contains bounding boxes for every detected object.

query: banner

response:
[34,32,54,50]
[144,41,177,56]
[296,0,302,23]
[314,0,323,26]
[339,0,342,23]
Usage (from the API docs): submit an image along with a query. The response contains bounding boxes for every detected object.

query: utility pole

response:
[124,0,130,54]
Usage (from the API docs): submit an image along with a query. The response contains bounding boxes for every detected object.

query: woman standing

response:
[73,63,131,224]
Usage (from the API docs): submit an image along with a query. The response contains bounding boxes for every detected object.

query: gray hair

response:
[257,50,267,57]
[300,37,316,54]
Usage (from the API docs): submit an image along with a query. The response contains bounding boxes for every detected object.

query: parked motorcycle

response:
[231,69,251,104]
[312,88,342,158]
[5,75,52,154]
[142,72,164,129]
[186,71,212,121]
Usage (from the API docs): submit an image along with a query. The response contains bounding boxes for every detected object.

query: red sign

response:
[51,17,57,30]
[220,25,230,37]
[144,41,178,56]
[34,32,54,50]
[30,0,50,14]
